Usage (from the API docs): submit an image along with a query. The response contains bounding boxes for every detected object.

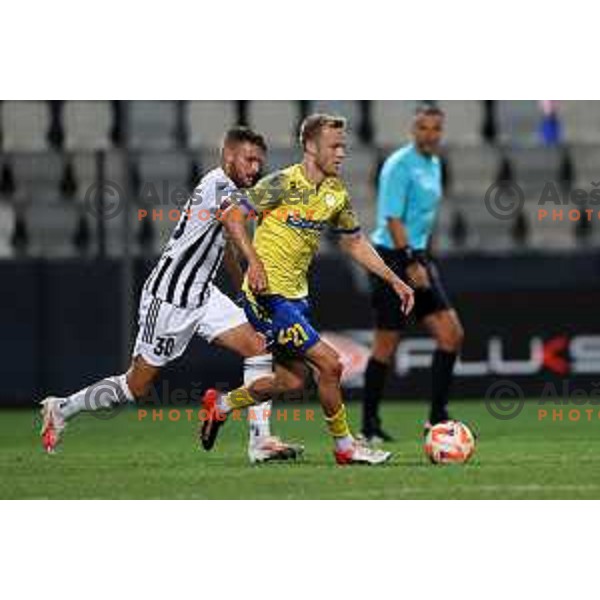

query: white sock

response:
[244,354,273,444]
[335,436,354,452]
[216,392,231,414]
[249,401,272,442]
[59,374,134,420]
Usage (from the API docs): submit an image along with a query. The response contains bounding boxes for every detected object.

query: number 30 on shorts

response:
[154,336,175,357]
[277,323,309,348]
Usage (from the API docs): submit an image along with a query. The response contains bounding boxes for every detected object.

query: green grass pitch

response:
[1,400,599,499]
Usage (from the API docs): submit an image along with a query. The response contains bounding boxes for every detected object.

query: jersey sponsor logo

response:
[285,213,327,231]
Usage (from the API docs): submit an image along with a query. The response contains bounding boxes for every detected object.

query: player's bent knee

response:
[286,374,305,393]
[126,375,151,399]
[372,342,398,363]
[127,357,161,399]
[245,332,268,357]
[127,370,159,398]
[234,333,267,358]
[438,324,464,353]
[454,324,465,350]
[215,325,268,358]
[448,320,465,351]
[318,355,344,382]
[372,332,400,363]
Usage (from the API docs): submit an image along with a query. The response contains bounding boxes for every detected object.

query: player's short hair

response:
[299,113,346,150]
[414,103,445,119]
[222,126,267,153]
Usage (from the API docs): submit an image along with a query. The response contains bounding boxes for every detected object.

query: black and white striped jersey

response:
[143,167,235,309]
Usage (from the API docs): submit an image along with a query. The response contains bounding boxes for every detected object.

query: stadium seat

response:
[446,145,501,196]
[126,101,179,150]
[439,101,483,146]
[372,101,417,148]
[138,150,189,181]
[103,205,153,257]
[80,199,151,258]
[71,151,132,229]
[560,101,600,144]
[63,101,113,150]
[342,148,377,232]
[69,152,99,199]
[440,195,476,250]
[570,144,600,187]
[0,202,15,258]
[186,101,238,149]
[0,155,16,200]
[2,101,50,151]
[342,146,376,187]
[24,201,79,257]
[471,220,514,253]
[589,220,600,249]
[104,150,130,192]
[11,152,64,203]
[496,100,540,146]
[248,101,299,147]
[509,147,561,189]
[522,196,577,251]
[434,203,466,253]
[552,145,600,250]
[265,147,302,172]
[197,146,223,174]
[351,188,377,234]
[446,193,513,252]
[309,101,361,145]
[135,151,190,249]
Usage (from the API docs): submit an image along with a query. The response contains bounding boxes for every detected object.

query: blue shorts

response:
[242,293,320,354]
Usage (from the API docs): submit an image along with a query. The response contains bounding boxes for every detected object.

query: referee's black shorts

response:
[369,245,452,330]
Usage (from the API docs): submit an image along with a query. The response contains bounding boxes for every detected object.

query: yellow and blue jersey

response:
[241,163,360,353]
[243,163,360,300]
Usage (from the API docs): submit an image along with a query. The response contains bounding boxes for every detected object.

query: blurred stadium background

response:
[1,100,599,408]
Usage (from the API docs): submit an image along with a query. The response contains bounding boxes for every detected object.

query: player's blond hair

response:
[299,113,346,150]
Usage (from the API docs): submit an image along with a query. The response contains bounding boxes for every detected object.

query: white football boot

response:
[248,436,305,464]
[334,439,392,465]
[40,397,66,454]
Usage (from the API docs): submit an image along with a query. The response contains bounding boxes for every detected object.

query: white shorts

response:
[132,285,248,367]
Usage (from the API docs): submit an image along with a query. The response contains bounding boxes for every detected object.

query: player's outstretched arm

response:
[338,231,415,315]
[220,204,268,294]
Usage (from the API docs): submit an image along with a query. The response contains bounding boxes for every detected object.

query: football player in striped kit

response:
[40,127,303,464]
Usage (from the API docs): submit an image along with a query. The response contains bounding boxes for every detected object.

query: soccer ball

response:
[424,420,476,464]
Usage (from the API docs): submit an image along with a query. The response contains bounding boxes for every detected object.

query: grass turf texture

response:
[1,400,600,499]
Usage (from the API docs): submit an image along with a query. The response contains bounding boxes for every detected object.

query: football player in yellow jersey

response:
[203,114,414,465]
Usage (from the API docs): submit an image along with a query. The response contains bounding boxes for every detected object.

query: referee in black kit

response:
[362,104,464,443]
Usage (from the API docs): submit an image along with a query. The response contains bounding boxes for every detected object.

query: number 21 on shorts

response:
[277,323,309,348]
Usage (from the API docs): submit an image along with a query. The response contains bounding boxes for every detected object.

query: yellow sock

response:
[223,386,256,411]
[325,405,351,438]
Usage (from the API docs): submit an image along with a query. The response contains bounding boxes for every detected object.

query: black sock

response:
[430,350,457,424]
[362,357,389,434]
